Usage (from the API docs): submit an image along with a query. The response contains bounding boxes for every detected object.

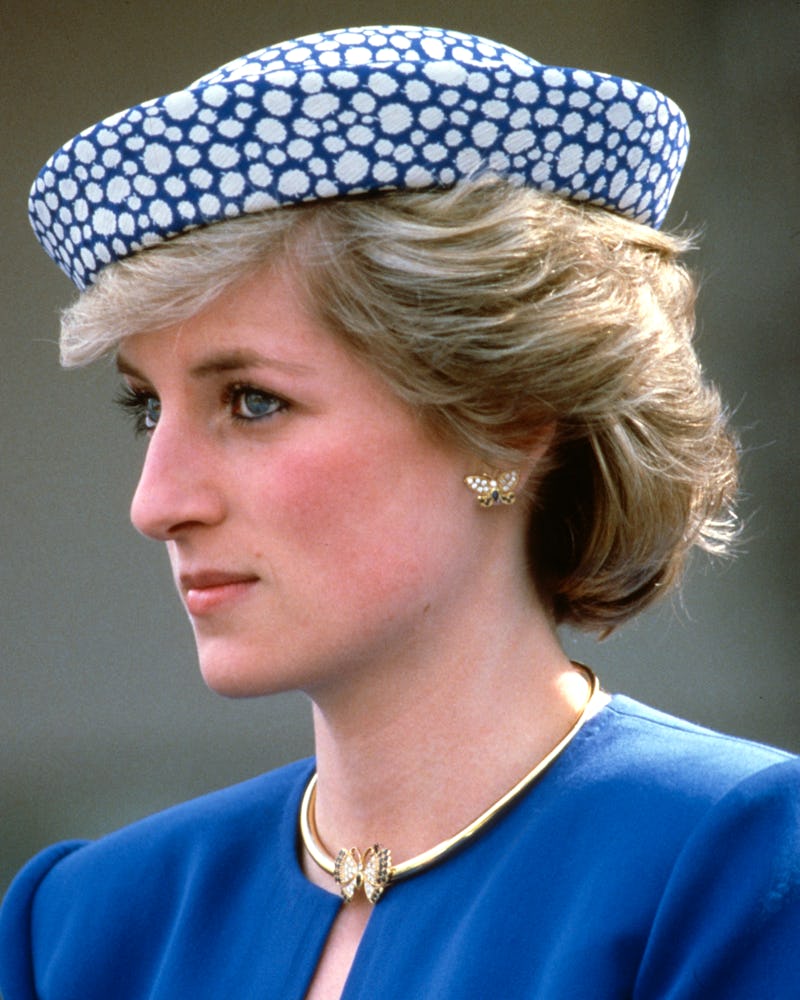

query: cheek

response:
[258,436,463,599]
[243,439,380,573]
[270,441,371,526]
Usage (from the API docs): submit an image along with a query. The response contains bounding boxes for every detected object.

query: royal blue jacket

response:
[1,696,799,998]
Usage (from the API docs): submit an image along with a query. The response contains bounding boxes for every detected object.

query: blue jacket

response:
[2,696,799,998]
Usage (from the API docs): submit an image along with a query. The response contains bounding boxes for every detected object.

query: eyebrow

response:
[116,348,314,381]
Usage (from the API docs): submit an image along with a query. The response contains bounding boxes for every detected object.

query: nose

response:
[130,419,225,541]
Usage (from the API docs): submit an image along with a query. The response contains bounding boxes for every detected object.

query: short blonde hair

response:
[61,178,738,631]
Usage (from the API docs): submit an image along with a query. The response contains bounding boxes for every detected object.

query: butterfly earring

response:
[464,470,520,507]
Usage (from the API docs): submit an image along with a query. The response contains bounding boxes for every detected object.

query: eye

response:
[228,385,286,422]
[115,385,161,434]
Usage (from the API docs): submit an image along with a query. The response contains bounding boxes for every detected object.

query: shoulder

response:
[576,694,796,801]
[522,697,800,995]
[45,755,312,875]
[8,756,313,887]
[584,701,800,997]
[0,758,314,998]
[592,695,800,858]
[542,694,799,896]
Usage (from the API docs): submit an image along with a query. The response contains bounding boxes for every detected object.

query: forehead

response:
[114,263,358,380]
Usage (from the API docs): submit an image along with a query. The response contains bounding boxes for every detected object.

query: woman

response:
[1,25,797,999]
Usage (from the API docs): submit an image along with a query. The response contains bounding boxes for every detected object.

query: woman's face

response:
[117,265,498,700]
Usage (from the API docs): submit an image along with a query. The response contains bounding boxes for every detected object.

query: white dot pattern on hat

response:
[29,25,690,289]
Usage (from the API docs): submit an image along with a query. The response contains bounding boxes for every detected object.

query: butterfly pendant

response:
[464,470,520,506]
[334,844,393,904]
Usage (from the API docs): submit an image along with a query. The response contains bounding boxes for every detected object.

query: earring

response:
[464,470,520,506]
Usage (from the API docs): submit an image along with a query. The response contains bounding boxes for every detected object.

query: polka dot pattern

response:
[29,25,690,290]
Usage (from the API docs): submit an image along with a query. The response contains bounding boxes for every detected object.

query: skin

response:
[118,263,594,999]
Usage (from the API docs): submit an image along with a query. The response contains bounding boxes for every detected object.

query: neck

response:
[304,603,591,871]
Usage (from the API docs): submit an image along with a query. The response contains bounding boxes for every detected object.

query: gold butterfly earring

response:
[464,470,520,507]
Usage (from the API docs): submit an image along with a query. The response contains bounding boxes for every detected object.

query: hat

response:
[29,25,689,290]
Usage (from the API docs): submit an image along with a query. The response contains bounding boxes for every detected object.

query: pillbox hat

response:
[29,25,690,290]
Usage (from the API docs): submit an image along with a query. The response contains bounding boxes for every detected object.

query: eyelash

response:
[114,382,287,435]
[114,385,159,435]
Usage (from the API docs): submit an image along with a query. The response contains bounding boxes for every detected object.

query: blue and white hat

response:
[29,25,690,290]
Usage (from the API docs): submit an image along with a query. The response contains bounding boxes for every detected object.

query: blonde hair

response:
[61,178,738,631]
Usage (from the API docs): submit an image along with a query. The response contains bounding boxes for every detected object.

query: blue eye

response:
[115,385,161,434]
[230,386,285,421]
[142,396,161,429]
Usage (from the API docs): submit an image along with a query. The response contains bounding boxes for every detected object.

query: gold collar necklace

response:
[299,665,600,904]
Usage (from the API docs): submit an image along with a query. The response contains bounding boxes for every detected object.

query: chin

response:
[200,672,293,700]
[196,650,295,700]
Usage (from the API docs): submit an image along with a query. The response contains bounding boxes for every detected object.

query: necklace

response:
[299,664,600,903]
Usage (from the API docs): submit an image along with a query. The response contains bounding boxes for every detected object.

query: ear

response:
[525,420,557,465]
[516,421,558,499]
[463,423,557,507]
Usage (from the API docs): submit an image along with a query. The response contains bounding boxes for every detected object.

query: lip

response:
[179,570,260,616]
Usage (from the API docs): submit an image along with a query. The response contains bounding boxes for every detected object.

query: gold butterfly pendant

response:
[334,845,392,904]
[464,470,520,506]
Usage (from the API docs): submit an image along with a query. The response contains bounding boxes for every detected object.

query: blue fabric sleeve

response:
[634,758,800,998]
[0,841,87,1000]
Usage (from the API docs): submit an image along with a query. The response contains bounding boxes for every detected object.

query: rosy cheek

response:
[262,442,379,538]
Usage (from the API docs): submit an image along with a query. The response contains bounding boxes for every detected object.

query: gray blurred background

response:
[2,0,798,893]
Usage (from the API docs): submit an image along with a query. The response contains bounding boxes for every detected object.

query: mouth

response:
[179,570,260,616]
